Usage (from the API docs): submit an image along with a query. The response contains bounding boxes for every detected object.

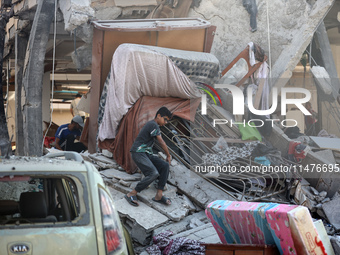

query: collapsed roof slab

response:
[188,0,334,88]
[59,0,95,32]
[271,0,335,91]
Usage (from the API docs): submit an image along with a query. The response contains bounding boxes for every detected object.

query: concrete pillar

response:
[22,0,55,156]
[15,32,28,156]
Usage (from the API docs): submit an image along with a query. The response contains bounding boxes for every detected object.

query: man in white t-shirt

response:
[70,94,86,120]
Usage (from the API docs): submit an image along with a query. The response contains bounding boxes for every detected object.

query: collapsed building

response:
[2,0,340,253]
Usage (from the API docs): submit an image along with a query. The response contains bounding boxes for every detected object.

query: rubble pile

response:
[81,148,340,254]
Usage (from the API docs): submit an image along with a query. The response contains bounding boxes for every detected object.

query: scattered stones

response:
[321,197,330,204]
[310,186,319,196]
[320,191,328,198]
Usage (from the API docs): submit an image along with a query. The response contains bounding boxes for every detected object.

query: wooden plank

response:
[206,250,233,255]
[235,251,263,255]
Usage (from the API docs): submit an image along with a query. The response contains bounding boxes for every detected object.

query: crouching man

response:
[125,107,172,206]
[55,115,87,153]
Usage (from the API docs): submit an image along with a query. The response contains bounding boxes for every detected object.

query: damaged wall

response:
[188,0,334,88]
[58,0,335,80]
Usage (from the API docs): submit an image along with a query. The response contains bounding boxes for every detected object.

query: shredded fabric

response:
[146,231,205,255]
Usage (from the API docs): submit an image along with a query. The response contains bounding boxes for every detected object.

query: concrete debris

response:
[170,223,221,244]
[315,149,336,164]
[114,0,157,7]
[100,168,142,181]
[88,153,118,165]
[119,179,131,187]
[294,182,332,213]
[86,153,119,170]
[153,211,209,237]
[112,181,190,222]
[107,186,126,201]
[311,66,333,95]
[71,44,93,71]
[168,165,234,209]
[59,0,95,31]
[94,127,338,248]
[322,195,340,231]
[102,149,113,158]
[330,236,340,255]
[94,6,122,20]
[115,198,169,245]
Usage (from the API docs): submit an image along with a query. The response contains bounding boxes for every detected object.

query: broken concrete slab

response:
[107,186,126,202]
[112,182,190,222]
[322,196,340,230]
[101,168,142,181]
[119,179,131,187]
[115,198,169,244]
[71,44,92,71]
[182,194,199,212]
[315,150,336,164]
[114,0,157,7]
[168,165,235,209]
[153,211,209,237]
[170,222,220,243]
[94,7,122,21]
[140,186,191,222]
[311,66,333,95]
[88,153,118,166]
[59,0,95,31]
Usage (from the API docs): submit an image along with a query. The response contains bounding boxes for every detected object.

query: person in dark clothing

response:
[125,107,172,207]
[243,0,258,32]
[304,102,318,136]
[55,115,87,153]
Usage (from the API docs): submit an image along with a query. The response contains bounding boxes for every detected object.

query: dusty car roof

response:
[0,156,89,173]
